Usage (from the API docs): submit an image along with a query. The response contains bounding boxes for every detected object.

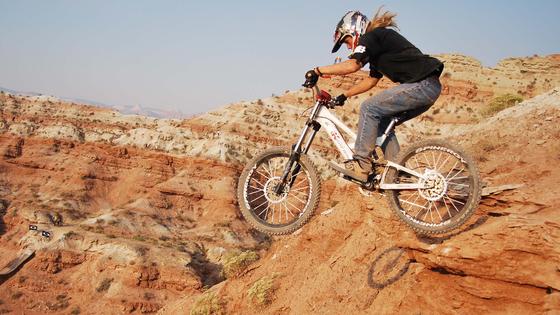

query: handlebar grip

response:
[302,79,315,88]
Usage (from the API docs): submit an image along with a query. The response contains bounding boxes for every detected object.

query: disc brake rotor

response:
[263,177,289,204]
[418,170,447,201]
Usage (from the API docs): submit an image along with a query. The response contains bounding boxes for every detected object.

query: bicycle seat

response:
[393,105,431,125]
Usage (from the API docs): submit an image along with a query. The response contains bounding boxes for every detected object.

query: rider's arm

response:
[344,76,379,98]
[316,59,362,76]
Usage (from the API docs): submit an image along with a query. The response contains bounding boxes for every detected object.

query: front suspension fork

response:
[274,121,321,194]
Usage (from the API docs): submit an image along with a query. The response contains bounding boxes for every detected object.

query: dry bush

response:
[221,250,259,278]
[481,94,523,117]
[247,273,280,307]
[190,292,224,315]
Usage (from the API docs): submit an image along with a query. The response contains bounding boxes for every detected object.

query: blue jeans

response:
[354,75,442,162]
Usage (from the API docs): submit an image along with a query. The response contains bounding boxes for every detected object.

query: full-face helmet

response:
[332,11,369,53]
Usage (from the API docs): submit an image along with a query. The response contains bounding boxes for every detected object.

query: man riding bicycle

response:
[305,8,443,182]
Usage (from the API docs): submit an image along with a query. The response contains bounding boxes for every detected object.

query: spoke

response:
[248,185,264,192]
[263,160,274,178]
[433,201,443,222]
[289,192,308,205]
[251,177,266,188]
[253,198,269,211]
[257,204,270,217]
[435,153,451,171]
[442,197,453,218]
[248,194,266,204]
[399,198,427,210]
[444,196,462,213]
[255,169,271,181]
[413,156,421,171]
[448,176,469,182]
[413,202,426,218]
[422,203,430,222]
[401,190,420,204]
[445,195,466,205]
[423,152,432,170]
[290,175,309,189]
[289,185,310,192]
[400,191,422,215]
[267,159,276,178]
[444,160,460,179]
[286,199,303,214]
[428,201,435,223]
[433,151,443,170]
[447,168,466,181]
[283,202,296,219]
[247,190,263,197]
[288,189,310,200]
[431,151,437,169]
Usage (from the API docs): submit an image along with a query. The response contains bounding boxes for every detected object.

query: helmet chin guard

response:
[332,11,369,53]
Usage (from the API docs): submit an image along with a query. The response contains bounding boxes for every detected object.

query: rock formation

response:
[0,54,558,314]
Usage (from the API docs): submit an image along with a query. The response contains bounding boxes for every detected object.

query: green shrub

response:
[221,250,259,278]
[247,273,280,307]
[190,292,224,315]
[482,94,523,117]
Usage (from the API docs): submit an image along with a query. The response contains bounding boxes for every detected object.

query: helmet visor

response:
[332,30,344,53]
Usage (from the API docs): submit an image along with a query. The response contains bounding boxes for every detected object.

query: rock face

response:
[164,88,560,315]
[0,54,559,314]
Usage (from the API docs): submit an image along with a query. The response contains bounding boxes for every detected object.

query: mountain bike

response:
[237,79,481,236]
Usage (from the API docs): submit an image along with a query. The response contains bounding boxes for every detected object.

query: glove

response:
[332,94,347,106]
[303,69,319,88]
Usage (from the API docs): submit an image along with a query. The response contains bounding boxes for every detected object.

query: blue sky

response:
[0,1,558,115]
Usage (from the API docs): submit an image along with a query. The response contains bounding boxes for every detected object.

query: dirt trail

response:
[164,89,560,314]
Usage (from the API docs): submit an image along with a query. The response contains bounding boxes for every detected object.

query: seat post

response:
[377,117,399,147]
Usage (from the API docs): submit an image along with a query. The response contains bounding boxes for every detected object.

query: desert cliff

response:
[0,54,559,314]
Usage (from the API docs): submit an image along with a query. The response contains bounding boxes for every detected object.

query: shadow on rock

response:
[367,247,411,289]
[416,215,489,245]
[0,251,35,286]
[189,251,225,288]
[249,228,272,250]
[0,199,9,236]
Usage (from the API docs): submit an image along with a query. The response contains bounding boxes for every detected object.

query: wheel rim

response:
[243,154,312,227]
[392,146,475,228]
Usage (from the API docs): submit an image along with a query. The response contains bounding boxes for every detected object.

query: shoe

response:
[329,159,372,182]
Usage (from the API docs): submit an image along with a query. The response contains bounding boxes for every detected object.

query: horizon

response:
[1,1,559,115]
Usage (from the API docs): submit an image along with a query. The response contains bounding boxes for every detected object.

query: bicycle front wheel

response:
[385,139,481,234]
[237,147,321,235]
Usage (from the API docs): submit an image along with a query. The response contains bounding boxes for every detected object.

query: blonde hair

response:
[366,5,398,32]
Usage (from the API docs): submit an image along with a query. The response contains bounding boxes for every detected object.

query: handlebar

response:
[303,80,337,108]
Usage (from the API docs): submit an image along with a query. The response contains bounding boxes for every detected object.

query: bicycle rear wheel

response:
[385,139,481,234]
[237,147,321,235]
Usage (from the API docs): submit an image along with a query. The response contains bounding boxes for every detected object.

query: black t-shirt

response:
[350,27,443,83]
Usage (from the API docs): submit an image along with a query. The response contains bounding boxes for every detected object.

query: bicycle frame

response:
[276,85,429,192]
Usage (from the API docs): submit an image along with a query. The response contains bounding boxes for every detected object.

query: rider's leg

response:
[353,75,442,169]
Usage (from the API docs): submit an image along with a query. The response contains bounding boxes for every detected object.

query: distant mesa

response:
[0,86,186,119]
